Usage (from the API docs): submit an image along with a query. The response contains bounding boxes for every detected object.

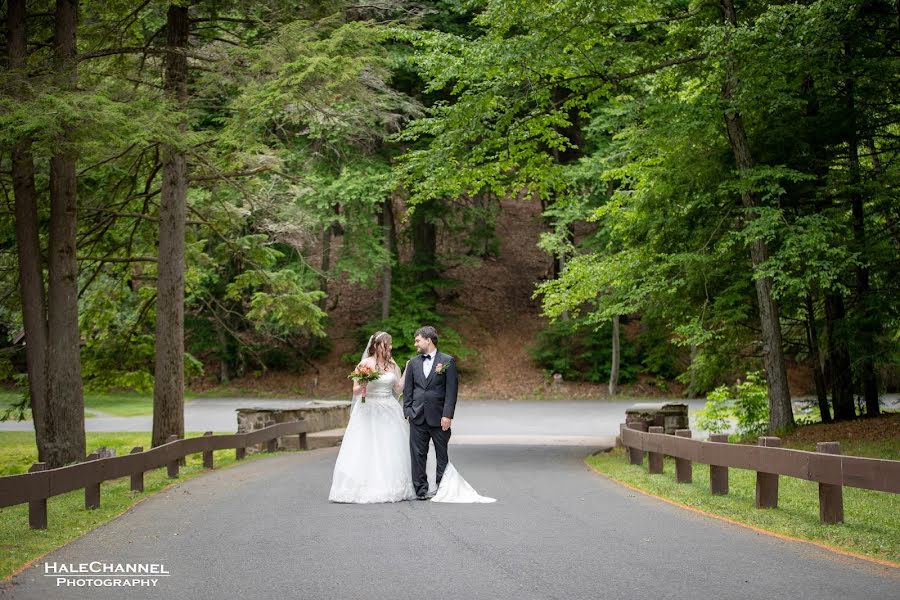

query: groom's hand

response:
[441,417,451,431]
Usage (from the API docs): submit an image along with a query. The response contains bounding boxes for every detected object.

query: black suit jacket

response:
[403,350,458,427]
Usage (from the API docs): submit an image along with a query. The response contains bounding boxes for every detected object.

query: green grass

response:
[0,389,206,419]
[780,438,898,460]
[74,393,157,417]
[0,431,303,581]
[191,386,298,399]
[713,429,900,461]
[586,446,900,564]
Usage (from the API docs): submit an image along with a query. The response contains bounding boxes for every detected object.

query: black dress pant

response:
[409,419,451,496]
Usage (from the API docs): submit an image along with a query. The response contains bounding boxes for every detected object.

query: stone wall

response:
[236,403,350,453]
[623,402,689,436]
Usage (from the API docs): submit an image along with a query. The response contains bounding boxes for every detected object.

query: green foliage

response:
[529,316,640,385]
[634,315,682,381]
[2,0,899,409]
[348,264,475,367]
[695,372,770,437]
[530,312,684,385]
[399,0,900,402]
[78,274,158,393]
[0,375,30,422]
[310,161,395,284]
[226,267,327,338]
[439,193,503,260]
[674,339,744,397]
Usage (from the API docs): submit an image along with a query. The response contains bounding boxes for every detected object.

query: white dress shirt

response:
[422,352,434,378]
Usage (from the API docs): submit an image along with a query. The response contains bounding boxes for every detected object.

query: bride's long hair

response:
[368,331,396,370]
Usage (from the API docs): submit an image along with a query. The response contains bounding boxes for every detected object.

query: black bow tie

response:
[423,354,432,361]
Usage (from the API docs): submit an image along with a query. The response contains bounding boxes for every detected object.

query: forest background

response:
[0,0,897,467]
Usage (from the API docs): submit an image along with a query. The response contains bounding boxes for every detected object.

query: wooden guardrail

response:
[0,420,309,530]
[620,422,900,524]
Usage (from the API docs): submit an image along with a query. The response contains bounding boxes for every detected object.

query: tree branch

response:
[78,47,213,61]
[189,166,270,182]
[190,17,260,25]
[77,144,139,176]
[78,255,158,263]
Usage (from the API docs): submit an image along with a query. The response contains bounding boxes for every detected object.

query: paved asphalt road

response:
[9,396,895,438]
[2,444,896,600]
[0,398,718,436]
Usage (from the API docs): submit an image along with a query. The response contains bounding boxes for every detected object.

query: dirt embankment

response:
[194,196,816,400]
[197,196,619,399]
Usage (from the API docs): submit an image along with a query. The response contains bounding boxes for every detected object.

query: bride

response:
[328,331,495,504]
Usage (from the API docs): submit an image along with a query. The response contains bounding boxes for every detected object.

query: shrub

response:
[529,316,640,384]
[348,265,475,367]
[695,371,769,437]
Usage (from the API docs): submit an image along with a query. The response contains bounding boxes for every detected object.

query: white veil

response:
[350,332,405,414]
[350,333,376,414]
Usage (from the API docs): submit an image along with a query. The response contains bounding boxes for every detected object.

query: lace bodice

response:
[359,368,400,401]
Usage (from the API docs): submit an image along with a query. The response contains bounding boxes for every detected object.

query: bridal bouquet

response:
[348,365,381,402]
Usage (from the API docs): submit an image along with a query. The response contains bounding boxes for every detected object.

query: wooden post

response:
[298,432,308,450]
[178,434,187,468]
[708,433,729,495]
[266,437,277,453]
[28,462,47,529]
[756,436,781,508]
[817,441,844,524]
[85,453,100,509]
[675,429,692,483]
[236,446,246,461]
[166,434,180,478]
[202,432,214,469]
[648,426,664,474]
[627,421,647,465]
[130,447,144,492]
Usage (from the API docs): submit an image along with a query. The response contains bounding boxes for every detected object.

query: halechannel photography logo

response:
[43,561,170,587]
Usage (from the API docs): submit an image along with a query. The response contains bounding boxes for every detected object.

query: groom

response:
[403,325,458,500]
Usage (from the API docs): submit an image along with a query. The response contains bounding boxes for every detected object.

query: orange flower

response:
[348,364,381,402]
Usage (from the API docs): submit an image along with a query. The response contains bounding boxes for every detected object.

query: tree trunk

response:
[412,203,438,298]
[609,315,620,396]
[558,251,569,320]
[549,85,581,291]
[152,4,189,448]
[318,224,331,311]
[380,198,394,319]
[824,292,856,420]
[216,320,230,385]
[866,138,900,251]
[318,204,342,311]
[844,63,879,417]
[686,344,699,399]
[719,0,794,433]
[799,75,840,424]
[804,293,831,423]
[8,0,53,464]
[45,0,85,467]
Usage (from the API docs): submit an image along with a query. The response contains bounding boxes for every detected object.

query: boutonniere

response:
[434,360,451,375]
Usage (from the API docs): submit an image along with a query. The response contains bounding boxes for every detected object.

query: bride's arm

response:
[393,361,405,396]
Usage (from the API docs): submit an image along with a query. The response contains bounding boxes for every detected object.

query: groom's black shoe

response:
[416,494,428,501]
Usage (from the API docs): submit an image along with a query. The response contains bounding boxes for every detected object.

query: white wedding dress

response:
[328,368,496,504]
